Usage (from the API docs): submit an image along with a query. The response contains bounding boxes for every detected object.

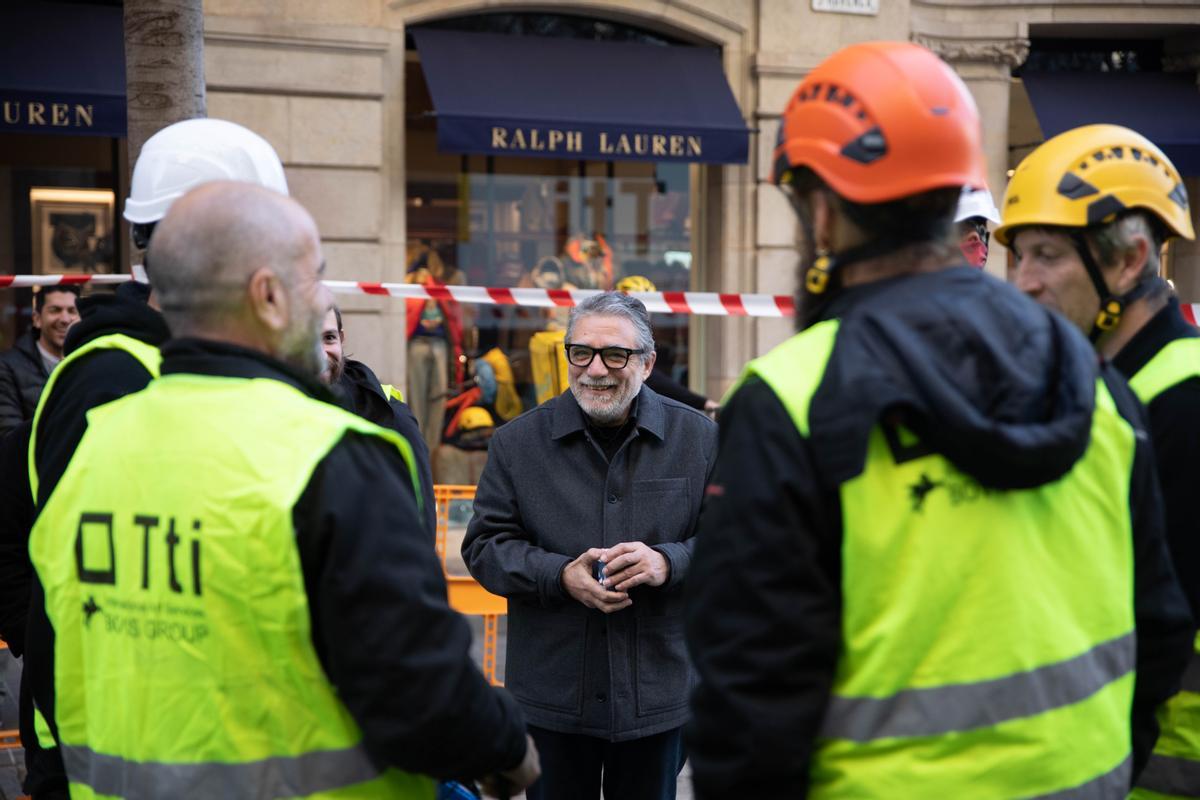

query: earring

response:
[806,247,833,294]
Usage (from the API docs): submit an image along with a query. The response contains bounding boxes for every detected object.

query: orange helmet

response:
[772,41,987,204]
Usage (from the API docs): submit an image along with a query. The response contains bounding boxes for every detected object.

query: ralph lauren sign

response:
[2,91,126,137]
[413,28,750,166]
[489,126,706,160]
[436,118,739,164]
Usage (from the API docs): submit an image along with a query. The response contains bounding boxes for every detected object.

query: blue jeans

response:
[525,725,685,800]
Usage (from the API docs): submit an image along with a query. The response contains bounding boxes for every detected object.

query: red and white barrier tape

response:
[322,281,796,318]
[0,274,132,288]
[0,274,796,317]
[5,275,1200,324]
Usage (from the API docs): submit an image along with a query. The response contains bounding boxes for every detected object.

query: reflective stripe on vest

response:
[820,631,1134,742]
[29,373,432,800]
[28,333,162,502]
[738,325,1137,798]
[60,741,392,800]
[1128,338,1200,800]
[381,383,405,403]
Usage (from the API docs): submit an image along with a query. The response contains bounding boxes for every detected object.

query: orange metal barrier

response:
[434,485,506,685]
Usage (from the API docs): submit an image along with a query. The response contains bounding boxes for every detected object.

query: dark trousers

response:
[525,725,685,800]
[20,672,67,799]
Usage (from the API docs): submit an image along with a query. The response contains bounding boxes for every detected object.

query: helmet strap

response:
[1068,230,1155,343]
[804,233,940,297]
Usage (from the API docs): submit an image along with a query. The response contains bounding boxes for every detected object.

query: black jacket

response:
[2,293,171,645]
[333,360,437,538]
[685,267,1193,798]
[463,386,717,741]
[28,338,527,784]
[34,294,172,505]
[5,292,169,795]
[0,330,49,437]
[1112,297,1200,620]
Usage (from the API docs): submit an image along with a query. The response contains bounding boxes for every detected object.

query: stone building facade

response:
[180,1,1200,395]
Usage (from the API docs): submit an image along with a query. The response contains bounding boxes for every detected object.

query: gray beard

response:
[571,380,641,425]
[283,326,326,380]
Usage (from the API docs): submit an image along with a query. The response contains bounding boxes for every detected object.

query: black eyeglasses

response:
[564,343,645,370]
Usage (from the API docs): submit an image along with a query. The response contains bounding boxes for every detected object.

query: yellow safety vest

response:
[1128,336,1200,800]
[738,319,1138,798]
[30,371,433,799]
[28,333,162,502]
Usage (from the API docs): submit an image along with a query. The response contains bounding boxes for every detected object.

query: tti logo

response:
[908,473,943,512]
[908,472,994,512]
[76,513,203,596]
[81,596,101,627]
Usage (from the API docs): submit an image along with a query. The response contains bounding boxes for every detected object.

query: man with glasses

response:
[463,292,717,800]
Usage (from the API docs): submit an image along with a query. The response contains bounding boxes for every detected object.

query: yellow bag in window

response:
[480,347,524,421]
[530,330,570,406]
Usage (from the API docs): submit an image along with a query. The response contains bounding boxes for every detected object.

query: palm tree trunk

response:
[123,0,206,167]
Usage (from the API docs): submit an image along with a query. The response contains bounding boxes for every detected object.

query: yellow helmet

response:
[616,275,657,294]
[459,406,495,431]
[996,124,1193,247]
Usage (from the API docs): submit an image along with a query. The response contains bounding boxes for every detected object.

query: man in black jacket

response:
[14,117,296,800]
[0,284,168,799]
[28,181,537,797]
[464,292,716,800]
[685,42,1191,799]
[1000,123,1200,797]
[0,286,79,436]
[321,304,436,537]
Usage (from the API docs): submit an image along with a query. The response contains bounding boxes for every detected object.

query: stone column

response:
[911,25,1028,278]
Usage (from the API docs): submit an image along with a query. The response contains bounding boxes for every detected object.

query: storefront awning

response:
[0,3,126,137]
[1022,71,1200,175]
[411,28,750,165]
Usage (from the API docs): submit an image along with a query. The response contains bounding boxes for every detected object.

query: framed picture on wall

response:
[29,187,116,274]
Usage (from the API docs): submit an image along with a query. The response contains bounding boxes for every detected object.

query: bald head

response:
[148,181,319,334]
[148,181,330,376]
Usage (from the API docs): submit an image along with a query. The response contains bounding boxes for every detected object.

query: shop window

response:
[0,133,122,349]
[406,56,696,471]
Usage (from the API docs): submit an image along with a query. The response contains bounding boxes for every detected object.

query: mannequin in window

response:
[405,243,466,456]
[562,233,613,290]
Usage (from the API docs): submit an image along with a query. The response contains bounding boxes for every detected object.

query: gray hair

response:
[1088,211,1164,289]
[566,292,655,356]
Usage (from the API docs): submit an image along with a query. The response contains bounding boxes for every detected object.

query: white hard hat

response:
[124,118,288,224]
[954,186,1000,225]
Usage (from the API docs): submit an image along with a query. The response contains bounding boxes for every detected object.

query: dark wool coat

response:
[463,385,717,740]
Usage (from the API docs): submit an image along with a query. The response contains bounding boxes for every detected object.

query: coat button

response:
[607,494,618,503]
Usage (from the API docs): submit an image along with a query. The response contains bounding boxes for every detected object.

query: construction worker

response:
[320,304,436,537]
[684,41,1193,798]
[28,181,538,798]
[2,118,290,800]
[954,185,1000,267]
[999,124,1199,799]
